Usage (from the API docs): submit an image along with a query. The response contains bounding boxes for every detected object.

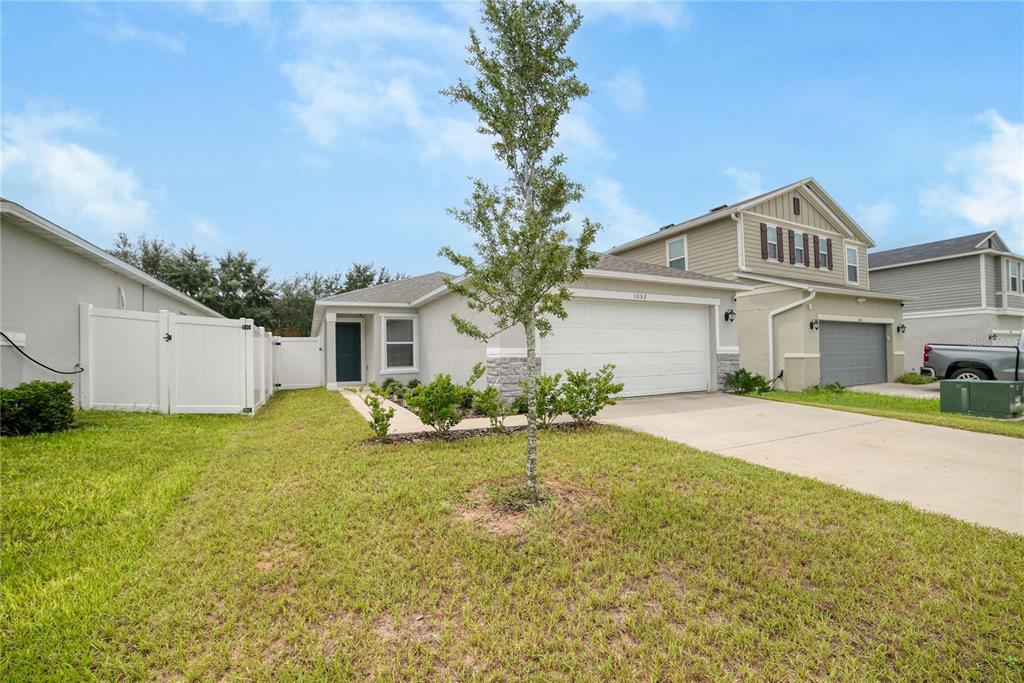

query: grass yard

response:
[3,390,1022,680]
[761,389,1024,438]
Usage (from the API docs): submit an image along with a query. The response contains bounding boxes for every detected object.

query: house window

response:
[766,229,778,260]
[1011,261,1021,293]
[818,239,829,269]
[846,246,859,282]
[383,316,416,370]
[667,237,686,270]
[793,231,805,265]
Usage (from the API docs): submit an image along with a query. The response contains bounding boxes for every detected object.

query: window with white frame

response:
[1011,260,1021,293]
[766,229,778,260]
[818,238,829,269]
[383,316,416,370]
[846,246,859,282]
[793,231,805,265]
[667,237,686,270]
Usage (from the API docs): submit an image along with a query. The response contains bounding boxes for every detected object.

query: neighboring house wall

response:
[870,256,981,312]
[901,313,1024,373]
[985,254,999,307]
[1,223,212,394]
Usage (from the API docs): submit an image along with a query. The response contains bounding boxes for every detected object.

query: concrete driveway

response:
[598,393,1023,534]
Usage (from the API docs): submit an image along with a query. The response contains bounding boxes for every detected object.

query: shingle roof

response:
[592,252,741,286]
[319,271,453,304]
[868,231,1008,269]
[738,273,909,301]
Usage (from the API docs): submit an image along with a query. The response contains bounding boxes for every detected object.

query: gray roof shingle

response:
[320,271,453,305]
[868,231,1007,268]
[592,253,740,286]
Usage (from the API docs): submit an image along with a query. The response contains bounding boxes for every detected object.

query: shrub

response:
[405,363,484,435]
[510,393,529,415]
[533,373,564,428]
[378,377,405,399]
[723,368,772,394]
[405,378,421,392]
[358,386,396,439]
[561,364,624,425]
[805,382,846,395]
[896,372,936,385]
[473,386,507,431]
[0,380,75,436]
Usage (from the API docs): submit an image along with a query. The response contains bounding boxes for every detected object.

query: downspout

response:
[768,288,816,379]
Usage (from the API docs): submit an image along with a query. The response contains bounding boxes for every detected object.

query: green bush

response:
[723,368,772,394]
[364,386,396,439]
[473,386,507,431]
[805,382,846,395]
[378,377,405,399]
[896,372,936,385]
[510,393,529,415]
[0,380,75,436]
[533,373,564,428]
[561,364,624,425]
[405,363,484,435]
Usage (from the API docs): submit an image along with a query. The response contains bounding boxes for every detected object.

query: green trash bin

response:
[940,380,1024,419]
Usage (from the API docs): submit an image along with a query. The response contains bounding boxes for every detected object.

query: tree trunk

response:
[524,313,538,502]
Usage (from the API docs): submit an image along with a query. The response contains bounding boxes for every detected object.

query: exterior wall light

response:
[896,323,907,334]
[809,319,820,331]
[723,309,736,322]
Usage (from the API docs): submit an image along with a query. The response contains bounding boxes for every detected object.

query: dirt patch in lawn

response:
[254,539,306,573]
[454,479,597,536]
[372,613,442,645]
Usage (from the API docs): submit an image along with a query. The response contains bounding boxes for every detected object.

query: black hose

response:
[0,330,84,375]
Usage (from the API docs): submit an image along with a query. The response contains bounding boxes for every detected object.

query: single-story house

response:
[869,231,1024,371]
[311,254,749,400]
[1,199,220,400]
[606,178,908,390]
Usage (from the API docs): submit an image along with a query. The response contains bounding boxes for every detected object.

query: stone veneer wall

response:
[715,353,740,391]
[485,355,540,403]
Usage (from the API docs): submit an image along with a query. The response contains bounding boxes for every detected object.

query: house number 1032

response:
[633,292,647,300]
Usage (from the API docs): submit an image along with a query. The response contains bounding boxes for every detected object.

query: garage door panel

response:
[819,322,887,386]
[544,299,709,397]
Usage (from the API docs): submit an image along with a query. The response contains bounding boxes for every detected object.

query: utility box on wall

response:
[940,380,1024,419]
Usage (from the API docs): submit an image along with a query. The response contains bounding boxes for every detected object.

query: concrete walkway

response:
[597,393,1023,534]
[849,382,940,399]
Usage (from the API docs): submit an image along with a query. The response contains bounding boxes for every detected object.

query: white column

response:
[325,312,337,389]
[77,303,93,409]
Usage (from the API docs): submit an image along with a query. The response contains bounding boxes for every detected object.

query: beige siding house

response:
[1,199,221,398]
[869,231,1023,375]
[608,178,907,390]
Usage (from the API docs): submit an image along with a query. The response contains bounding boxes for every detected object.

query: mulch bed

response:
[369,421,594,445]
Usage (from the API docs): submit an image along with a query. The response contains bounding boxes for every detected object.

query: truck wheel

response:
[950,368,989,381]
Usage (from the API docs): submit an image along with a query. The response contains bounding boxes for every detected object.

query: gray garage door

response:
[819,322,887,386]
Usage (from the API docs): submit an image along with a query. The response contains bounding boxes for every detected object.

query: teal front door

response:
[335,322,362,382]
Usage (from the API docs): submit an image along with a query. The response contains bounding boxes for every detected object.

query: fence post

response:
[158,310,171,413]
[78,303,93,409]
[243,318,255,413]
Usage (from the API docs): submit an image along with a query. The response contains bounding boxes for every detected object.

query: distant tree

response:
[109,232,177,280]
[440,0,599,501]
[272,271,346,335]
[343,261,407,292]
[214,251,275,325]
[164,246,218,308]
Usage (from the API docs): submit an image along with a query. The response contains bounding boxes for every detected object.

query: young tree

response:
[440,0,599,501]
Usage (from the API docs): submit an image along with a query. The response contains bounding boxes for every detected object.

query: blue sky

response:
[3,1,1022,278]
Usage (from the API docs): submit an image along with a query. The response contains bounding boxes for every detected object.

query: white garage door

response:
[544,298,709,397]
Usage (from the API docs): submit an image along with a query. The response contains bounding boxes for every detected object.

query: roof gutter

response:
[768,287,816,380]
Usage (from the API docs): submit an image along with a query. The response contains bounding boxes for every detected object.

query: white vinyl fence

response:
[273,336,323,389]
[79,305,286,414]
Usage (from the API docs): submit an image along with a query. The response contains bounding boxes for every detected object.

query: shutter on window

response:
[826,238,834,270]
[813,235,820,268]
[803,233,810,267]
[760,223,768,259]
[793,197,801,215]
[776,226,784,262]
[788,230,796,264]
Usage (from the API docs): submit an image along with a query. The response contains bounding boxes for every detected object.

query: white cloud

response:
[587,175,657,243]
[580,1,692,28]
[921,110,1024,251]
[856,200,896,235]
[184,0,273,31]
[1,108,151,233]
[558,107,612,159]
[97,20,185,54]
[606,69,646,112]
[192,217,224,242]
[291,2,463,55]
[723,167,764,198]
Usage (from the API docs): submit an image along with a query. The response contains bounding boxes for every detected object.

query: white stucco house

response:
[1,199,221,398]
[311,253,749,400]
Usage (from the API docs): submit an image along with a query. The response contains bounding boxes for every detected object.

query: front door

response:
[335,322,362,382]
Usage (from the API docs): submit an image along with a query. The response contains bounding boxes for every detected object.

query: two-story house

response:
[869,232,1024,373]
[608,178,907,390]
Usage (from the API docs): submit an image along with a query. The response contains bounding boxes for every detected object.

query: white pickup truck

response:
[922,334,1024,381]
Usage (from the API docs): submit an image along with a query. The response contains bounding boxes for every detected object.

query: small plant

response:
[349,384,395,439]
[724,368,772,394]
[405,378,421,392]
[561,364,624,425]
[533,373,564,428]
[378,377,405,399]
[510,393,529,415]
[486,482,550,512]
[0,380,75,436]
[896,372,936,385]
[473,386,508,431]
[405,363,485,435]
[806,382,846,395]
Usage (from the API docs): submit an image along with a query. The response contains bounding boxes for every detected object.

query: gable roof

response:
[868,231,1013,269]
[1,198,223,317]
[318,271,454,305]
[607,177,875,255]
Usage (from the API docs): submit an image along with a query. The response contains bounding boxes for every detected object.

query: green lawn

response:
[3,390,1022,680]
[760,389,1024,438]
